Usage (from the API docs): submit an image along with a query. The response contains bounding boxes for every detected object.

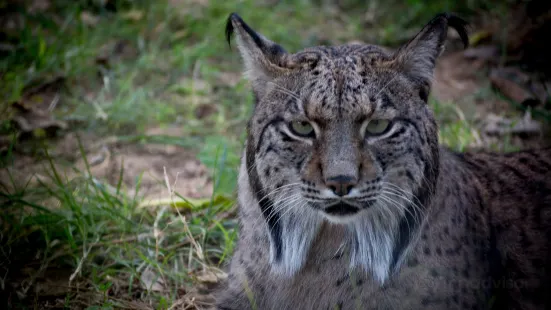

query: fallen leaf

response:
[28,0,51,13]
[196,268,227,284]
[140,269,165,292]
[122,10,144,22]
[483,111,542,136]
[80,11,99,26]
[171,29,189,41]
[194,103,218,119]
[490,68,540,107]
[9,76,67,138]
[13,114,66,134]
[468,30,492,46]
[96,39,139,66]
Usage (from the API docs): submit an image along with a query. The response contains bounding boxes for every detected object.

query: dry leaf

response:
[483,111,542,136]
[490,68,541,107]
[10,76,67,137]
[80,11,99,26]
[196,269,227,284]
[140,269,165,292]
[122,10,144,22]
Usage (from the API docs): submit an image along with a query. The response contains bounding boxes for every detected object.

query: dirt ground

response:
[1,127,213,201]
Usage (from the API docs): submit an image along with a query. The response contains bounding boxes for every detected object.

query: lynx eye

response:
[366,119,390,135]
[289,121,315,138]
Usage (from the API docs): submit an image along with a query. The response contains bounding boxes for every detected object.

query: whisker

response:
[258,183,303,203]
[265,80,304,105]
[380,188,421,212]
[379,194,419,232]
[375,73,399,98]
[374,196,398,221]
[272,200,301,228]
[385,190,424,225]
[380,182,424,210]
[265,192,305,217]
[251,191,301,224]
[264,194,303,223]
[380,189,424,221]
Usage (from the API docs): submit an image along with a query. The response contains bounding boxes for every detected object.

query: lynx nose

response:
[325,175,357,197]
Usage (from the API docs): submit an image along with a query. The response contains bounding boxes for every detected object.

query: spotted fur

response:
[216,12,551,310]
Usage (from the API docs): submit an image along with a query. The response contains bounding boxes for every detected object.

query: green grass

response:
[0,0,537,308]
[1,140,237,308]
[430,97,481,152]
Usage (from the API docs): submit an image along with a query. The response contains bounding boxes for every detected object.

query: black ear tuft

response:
[227,13,271,52]
[391,12,470,96]
[413,13,470,51]
[225,13,236,49]
[440,13,469,48]
[223,12,290,97]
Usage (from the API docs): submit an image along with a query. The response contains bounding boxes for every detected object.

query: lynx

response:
[216,12,551,310]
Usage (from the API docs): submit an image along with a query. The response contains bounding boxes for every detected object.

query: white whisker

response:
[265,80,304,105]
[265,194,303,223]
[258,183,302,203]
[375,73,399,98]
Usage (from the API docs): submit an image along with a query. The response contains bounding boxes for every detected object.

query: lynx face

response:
[259,54,438,221]
[227,13,468,282]
[246,53,439,227]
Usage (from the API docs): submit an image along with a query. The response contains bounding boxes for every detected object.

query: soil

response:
[1,128,214,201]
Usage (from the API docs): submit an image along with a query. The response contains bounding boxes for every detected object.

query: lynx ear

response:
[392,13,469,101]
[226,13,291,98]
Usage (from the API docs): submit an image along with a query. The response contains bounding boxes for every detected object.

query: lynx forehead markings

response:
[217,12,551,310]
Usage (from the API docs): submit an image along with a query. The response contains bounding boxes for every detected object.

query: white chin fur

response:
[348,205,399,284]
[266,201,399,285]
[269,207,322,276]
[321,211,364,224]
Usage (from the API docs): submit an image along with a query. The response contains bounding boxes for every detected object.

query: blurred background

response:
[1,0,550,308]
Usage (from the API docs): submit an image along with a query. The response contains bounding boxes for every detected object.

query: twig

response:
[48,93,60,112]
[153,204,167,260]
[191,61,202,106]
[69,239,94,284]
[163,167,206,270]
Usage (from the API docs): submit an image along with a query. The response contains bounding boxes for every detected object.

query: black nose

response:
[325,175,357,196]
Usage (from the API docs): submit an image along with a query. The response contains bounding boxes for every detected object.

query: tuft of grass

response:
[430,97,482,152]
[1,140,236,308]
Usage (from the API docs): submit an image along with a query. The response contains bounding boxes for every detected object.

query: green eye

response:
[366,119,390,135]
[290,121,315,137]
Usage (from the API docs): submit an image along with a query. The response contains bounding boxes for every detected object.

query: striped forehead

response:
[301,58,398,120]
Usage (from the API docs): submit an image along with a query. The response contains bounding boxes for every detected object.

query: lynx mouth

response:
[324,202,360,216]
